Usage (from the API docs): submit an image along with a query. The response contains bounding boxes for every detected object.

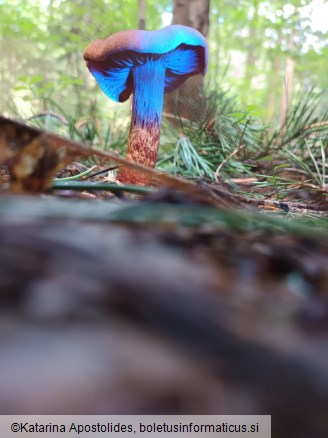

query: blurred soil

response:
[1,116,328,438]
[0,193,328,438]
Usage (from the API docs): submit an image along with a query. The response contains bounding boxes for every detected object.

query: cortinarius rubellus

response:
[83,25,208,185]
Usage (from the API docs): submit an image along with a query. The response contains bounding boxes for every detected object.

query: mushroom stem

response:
[117,59,166,185]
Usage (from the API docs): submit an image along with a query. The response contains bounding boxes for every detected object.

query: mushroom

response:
[83,25,208,185]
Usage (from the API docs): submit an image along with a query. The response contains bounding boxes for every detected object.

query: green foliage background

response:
[1,0,327,120]
[1,0,328,190]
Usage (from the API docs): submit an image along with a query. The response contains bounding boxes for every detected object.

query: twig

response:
[303,120,328,132]
[214,144,245,182]
[214,118,250,182]
[240,195,328,216]
[50,181,155,195]
[54,166,97,182]
[27,112,69,125]
[85,165,121,179]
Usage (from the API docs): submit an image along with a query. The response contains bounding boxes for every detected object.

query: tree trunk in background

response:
[279,34,295,130]
[164,0,210,122]
[279,56,295,129]
[266,54,282,122]
[212,7,220,83]
[138,0,146,30]
[242,0,259,104]
[266,28,283,122]
[172,0,210,35]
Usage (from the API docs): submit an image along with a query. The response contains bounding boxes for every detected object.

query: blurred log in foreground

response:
[0,200,328,438]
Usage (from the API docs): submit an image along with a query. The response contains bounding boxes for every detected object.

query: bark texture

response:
[172,0,210,36]
[242,0,259,104]
[138,0,146,30]
[279,12,297,130]
[164,0,210,121]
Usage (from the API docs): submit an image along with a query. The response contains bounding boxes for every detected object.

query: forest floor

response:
[1,115,328,438]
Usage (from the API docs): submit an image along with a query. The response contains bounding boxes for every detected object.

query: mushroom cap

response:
[83,25,208,103]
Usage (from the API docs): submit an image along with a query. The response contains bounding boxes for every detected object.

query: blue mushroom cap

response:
[83,25,208,103]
